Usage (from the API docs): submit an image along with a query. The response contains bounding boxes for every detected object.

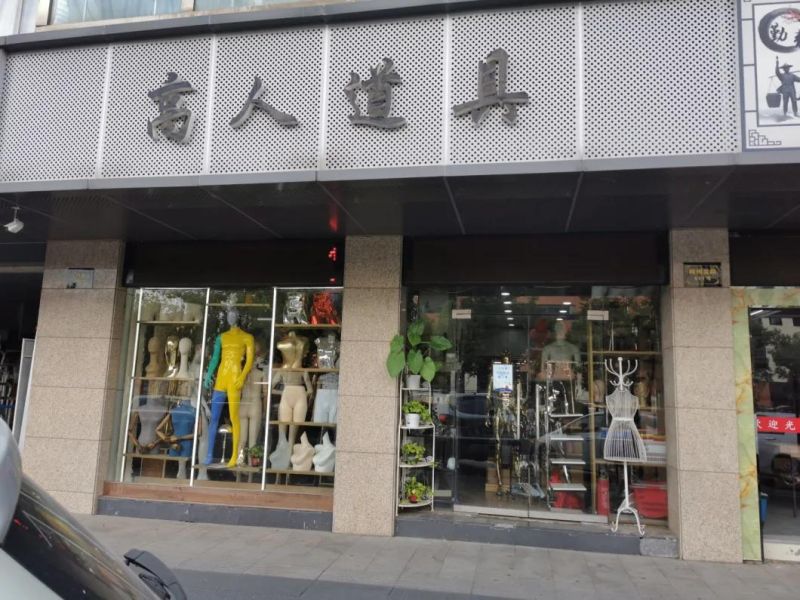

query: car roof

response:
[0,418,22,543]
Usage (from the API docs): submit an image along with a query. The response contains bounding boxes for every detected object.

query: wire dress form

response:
[603,358,647,536]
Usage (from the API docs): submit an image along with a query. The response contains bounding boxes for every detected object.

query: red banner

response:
[757,416,800,434]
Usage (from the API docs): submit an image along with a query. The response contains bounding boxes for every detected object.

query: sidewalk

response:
[78,515,799,600]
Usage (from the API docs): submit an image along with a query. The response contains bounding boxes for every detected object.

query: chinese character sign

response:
[147,72,196,144]
[756,415,800,433]
[740,1,800,149]
[453,48,529,126]
[344,58,406,129]
[230,76,298,129]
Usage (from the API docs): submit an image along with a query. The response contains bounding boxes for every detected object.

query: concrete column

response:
[333,236,402,536]
[661,229,742,562]
[22,240,126,514]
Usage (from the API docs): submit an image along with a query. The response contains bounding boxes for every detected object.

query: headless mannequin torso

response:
[272,332,312,457]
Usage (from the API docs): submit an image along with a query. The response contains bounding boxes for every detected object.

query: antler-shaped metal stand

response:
[604,357,646,537]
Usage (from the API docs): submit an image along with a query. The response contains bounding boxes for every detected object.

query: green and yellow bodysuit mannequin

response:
[203,309,255,467]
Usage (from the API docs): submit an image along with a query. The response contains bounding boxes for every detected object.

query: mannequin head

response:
[147,336,163,353]
[554,320,567,341]
[226,309,239,327]
[178,337,192,357]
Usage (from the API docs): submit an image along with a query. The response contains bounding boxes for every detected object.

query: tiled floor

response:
[78,515,800,599]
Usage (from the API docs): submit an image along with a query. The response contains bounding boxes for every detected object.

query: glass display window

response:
[114,286,342,494]
[406,286,668,527]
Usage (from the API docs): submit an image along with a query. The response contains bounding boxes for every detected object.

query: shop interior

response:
[398,285,668,529]
[749,308,800,541]
[116,286,341,498]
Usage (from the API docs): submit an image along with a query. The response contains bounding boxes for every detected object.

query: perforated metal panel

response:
[102,36,211,178]
[210,27,323,174]
[450,6,578,164]
[324,17,445,170]
[0,46,107,181]
[583,0,740,159]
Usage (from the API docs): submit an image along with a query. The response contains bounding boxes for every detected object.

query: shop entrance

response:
[408,286,668,528]
[747,307,800,559]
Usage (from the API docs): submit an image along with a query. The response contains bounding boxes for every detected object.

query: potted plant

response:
[402,399,431,428]
[386,319,452,388]
[248,445,264,468]
[403,476,431,504]
[401,442,427,465]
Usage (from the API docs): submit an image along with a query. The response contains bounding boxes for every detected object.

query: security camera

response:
[3,207,23,234]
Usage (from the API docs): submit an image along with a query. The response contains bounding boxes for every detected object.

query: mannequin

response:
[128,396,169,454]
[144,336,165,378]
[312,372,339,423]
[236,339,268,465]
[155,399,197,478]
[313,432,335,473]
[187,350,210,480]
[203,309,255,467]
[290,432,314,471]
[272,331,312,452]
[175,337,193,379]
[164,335,180,378]
[314,333,340,369]
[539,321,581,381]
[268,429,291,470]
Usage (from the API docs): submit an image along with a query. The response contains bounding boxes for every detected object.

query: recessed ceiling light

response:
[501,291,511,297]
[559,309,568,314]
[507,317,514,321]
[556,317,564,321]
[508,324,515,327]
[503,300,512,305]
[562,301,572,306]
[504,309,512,314]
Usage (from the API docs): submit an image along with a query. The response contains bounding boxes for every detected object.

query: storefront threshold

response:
[96,482,332,531]
[763,536,800,563]
[396,511,678,558]
[453,504,608,524]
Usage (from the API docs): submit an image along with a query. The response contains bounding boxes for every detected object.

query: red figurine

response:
[310,292,339,325]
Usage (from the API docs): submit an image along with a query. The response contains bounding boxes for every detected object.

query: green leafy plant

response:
[386,319,453,382]
[248,445,264,459]
[401,399,432,423]
[401,442,427,464]
[403,476,431,503]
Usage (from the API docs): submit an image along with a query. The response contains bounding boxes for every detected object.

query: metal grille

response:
[582,0,740,159]
[324,17,445,170]
[0,46,107,181]
[449,6,578,164]
[102,36,211,178]
[210,27,324,174]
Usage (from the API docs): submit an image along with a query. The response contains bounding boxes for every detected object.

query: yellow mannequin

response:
[204,310,254,467]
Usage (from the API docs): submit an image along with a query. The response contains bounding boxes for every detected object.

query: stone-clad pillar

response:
[661,229,742,562]
[21,240,126,514]
[333,236,402,536]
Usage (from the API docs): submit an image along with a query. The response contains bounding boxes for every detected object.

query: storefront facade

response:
[2,0,800,564]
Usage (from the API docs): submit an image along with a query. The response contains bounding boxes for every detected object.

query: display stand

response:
[396,383,436,512]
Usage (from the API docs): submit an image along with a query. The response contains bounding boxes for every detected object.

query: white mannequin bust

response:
[175,337,192,379]
[313,432,335,473]
[269,430,291,470]
[290,432,314,471]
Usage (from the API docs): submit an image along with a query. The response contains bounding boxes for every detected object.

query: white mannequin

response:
[237,340,267,464]
[290,432,314,471]
[144,336,165,378]
[313,432,335,473]
[540,320,581,381]
[269,429,291,469]
[312,373,339,423]
[175,337,192,379]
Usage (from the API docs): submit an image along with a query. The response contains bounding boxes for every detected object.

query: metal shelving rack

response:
[396,383,436,512]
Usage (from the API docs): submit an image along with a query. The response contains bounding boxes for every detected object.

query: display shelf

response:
[550,482,587,492]
[201,464,262,474]
[267,468,335,477]
[269,367,339,374]
[208,303,271,308]
[124,453,189,462]
[268,421,336,427]
[137,320,201,326]
[399,460,435,469]
[273,324,341,330]
[398,498,433,509]
[400,424,434,430]
[132,376,196,382]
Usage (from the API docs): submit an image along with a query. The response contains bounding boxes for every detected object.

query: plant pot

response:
[249,457,262,468]
[408,494,419,504]
[405,374,422,389]
[405,413,421,428]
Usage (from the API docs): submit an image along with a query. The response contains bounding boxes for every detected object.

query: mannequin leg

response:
[226,387,242,468]
[291,395,308,447]
[248,412,260,454]
[205,390,227,465]
[278,396,293,442]
[238,414,250,458]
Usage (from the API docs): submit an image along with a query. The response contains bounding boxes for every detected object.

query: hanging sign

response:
[587,309,609,321]
[492,363,513,393]
[683,263,722,288]
[451,308,472,319]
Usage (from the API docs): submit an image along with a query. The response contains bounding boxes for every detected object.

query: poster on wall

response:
[740,1,800,150]
[492,363,513,394]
